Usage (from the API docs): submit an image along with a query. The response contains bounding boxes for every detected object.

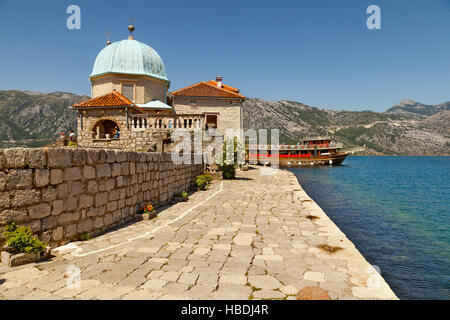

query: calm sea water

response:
[289,156,449,300]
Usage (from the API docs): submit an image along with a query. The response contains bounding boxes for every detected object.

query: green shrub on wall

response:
[2,222,47,254]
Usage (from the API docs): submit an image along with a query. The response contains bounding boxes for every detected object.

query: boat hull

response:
[249,152,349,167]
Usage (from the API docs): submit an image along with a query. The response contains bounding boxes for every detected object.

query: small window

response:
[230,100,233,105]
[206,115,217,130]
[121,83,134,101]
[190,100,197,106]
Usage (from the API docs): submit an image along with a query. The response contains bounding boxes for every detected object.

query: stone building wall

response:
[0,148,204,247]
[77,110,177,152]
[91,74,168,104]
[77,110,131,149]
[172,97,243,135]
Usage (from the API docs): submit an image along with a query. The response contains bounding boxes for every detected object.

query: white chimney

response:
[216,76,222,88]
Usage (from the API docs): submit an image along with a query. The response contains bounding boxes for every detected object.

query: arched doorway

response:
[93,120,119,139]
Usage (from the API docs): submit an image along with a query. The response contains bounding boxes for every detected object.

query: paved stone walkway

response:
[0,166,397,300]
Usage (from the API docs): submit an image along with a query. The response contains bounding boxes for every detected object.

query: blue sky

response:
[0,0,449,111]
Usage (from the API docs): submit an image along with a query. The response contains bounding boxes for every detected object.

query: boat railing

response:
[248,143,343,150]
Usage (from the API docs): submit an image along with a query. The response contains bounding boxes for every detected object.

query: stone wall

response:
[129,131,172,152]
[0,148,204,247]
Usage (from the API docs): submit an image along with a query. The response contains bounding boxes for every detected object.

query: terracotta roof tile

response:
[205,80,240,93]
[172,81,245,99]
[73,90,133,107]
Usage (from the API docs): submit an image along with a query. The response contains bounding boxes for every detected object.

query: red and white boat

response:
[247,137,362,167]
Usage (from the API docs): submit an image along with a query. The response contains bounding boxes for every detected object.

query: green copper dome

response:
[90,39,168,81]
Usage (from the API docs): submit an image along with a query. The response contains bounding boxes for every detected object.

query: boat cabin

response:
[247,137,347,166]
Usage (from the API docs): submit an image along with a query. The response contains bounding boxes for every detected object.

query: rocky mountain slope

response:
[385,99,450,117]
[0,90,88,148]
[0,90,448,155]
[421,110,450,134]
[242,98,450,155]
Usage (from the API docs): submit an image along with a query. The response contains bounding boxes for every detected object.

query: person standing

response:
[69,130,77,141]
[113,126,120,139]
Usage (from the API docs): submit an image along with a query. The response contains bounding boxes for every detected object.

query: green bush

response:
[195,175,208,190]
[175,191,188,198]
[3,223,47,254]
[222,164,236,179]
[204,173,213,183]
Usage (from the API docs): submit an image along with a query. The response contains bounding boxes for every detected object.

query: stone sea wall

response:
[287,170,398,299]
[0,148,204,247]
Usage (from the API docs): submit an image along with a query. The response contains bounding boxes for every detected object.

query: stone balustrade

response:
[129,113,205,131]
[0,148,204,247]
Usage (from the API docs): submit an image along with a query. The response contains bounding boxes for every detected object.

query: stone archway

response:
[92,119,119,139]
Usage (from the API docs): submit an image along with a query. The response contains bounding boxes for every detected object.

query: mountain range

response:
[0,90,88,148]
[0,90,448,155]
[242,98,449,155]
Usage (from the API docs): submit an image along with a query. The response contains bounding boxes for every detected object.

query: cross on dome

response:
[105,30,111,45]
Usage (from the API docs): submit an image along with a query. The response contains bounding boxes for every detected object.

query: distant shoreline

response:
[0,144,448,157]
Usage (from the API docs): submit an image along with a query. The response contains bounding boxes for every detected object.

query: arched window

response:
[93,120,120,139]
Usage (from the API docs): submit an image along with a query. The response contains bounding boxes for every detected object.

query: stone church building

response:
[73,25,245,152]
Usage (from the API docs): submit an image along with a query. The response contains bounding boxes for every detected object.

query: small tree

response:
[220,137,245,179]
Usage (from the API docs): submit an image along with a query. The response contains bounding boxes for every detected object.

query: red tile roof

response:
[172,81,245,99]
[206,80,240,93]
[73,90,133,108]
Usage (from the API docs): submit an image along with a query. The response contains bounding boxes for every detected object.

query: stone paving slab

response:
[0,166,398,300]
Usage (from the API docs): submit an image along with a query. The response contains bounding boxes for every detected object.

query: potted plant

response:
[1,222,50,267]
[67,140,78,148]
[137,203,156,220]
[174,191,189,202]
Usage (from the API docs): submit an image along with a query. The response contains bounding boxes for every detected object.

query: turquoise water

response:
[289,156,450,300]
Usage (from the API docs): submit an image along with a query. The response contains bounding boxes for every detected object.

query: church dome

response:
[90,39,168,81]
